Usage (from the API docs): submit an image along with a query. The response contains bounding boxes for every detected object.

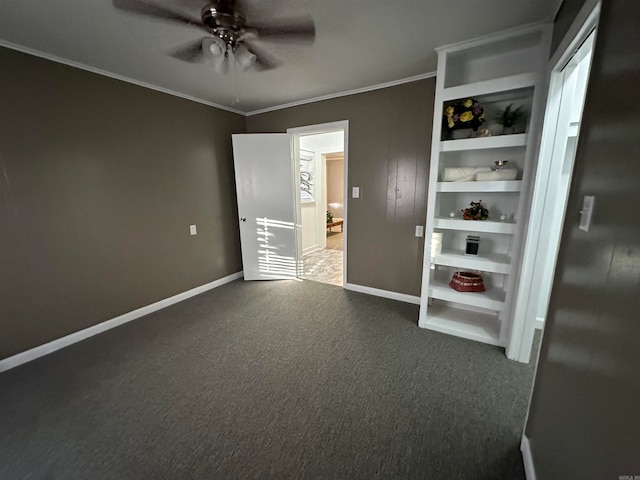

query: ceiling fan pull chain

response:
[230,50,241,106]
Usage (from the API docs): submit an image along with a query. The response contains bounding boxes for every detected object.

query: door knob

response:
[240,217,246,222]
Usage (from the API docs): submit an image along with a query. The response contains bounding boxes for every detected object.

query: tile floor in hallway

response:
[301,231,343,286]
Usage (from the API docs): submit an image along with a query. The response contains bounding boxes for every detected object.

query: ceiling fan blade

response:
[168,38,208,63]
[242,39,281,71]
[245,16,315,43]
[112,0,205,29]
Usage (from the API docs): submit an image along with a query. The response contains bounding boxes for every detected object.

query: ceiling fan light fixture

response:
[202,36,226,57]
[234,44,257,70]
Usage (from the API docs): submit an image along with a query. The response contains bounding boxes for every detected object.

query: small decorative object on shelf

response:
[449,211,456,218]
[449,271,486,292]
[496,104,525,135]
[326,210,334,223]
[476,162,517,181]
[444,98,485,138]
[477,128,492,137]
[462,200,489,220]
[494,160,509,170]
[465,235,480,256]
[499,213,507,222]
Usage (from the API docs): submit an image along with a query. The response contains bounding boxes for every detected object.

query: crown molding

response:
[0,40,245,116]
[1,39,437,117]
[435,20,551,53]
[244,72,437,116]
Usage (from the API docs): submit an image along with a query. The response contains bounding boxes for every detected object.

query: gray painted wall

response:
[247,79,435,296]
[525,2,640,478]
[0,47,244,359]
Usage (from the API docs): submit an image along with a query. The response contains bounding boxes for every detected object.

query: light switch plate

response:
[190,224,197,235]
[415,225,424,237]
[352,186,360,198]
[579,195,595,232]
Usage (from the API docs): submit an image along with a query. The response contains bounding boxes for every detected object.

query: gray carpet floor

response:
[0,280,535,479]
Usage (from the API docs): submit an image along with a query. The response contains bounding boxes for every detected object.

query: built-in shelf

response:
[436,180,522,193]
[433,250,511,274]
[434,217,517,234]
[428,277,505,311]
[423,302,502,346]
[440,133,528,152]
[419,24,550,352]
[441,72,537,101]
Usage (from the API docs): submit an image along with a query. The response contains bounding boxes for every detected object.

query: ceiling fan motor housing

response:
[201,2,243,28]
[201,2,244,50]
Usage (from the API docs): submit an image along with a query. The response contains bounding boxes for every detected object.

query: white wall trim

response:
[435,21,549,53]
[0,271,243,373]
[302,245,321,256]
[246,72,436,116]
[0,40,245,116]
[521,435,537,480]
[344,283,420,305]
[535,316,545,330]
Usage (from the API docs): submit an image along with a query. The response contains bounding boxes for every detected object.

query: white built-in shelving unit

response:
[418,24,551,349]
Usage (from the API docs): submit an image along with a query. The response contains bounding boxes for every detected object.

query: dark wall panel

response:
[550,0,588,55]
[525,2,640,478]
[247,79,435,296]
[0,47,244,359]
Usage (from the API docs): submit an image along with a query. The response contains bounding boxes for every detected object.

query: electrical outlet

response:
[415,225,424,237]
[190,224,197,235]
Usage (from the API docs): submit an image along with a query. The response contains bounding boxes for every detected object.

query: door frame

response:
[507,0,600,363]
[287,120,349,287]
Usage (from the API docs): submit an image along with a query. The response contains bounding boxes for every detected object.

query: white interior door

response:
[232,133,300,280]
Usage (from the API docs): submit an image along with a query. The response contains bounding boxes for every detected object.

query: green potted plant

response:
[326,210,334,223]
[496,104,525,134]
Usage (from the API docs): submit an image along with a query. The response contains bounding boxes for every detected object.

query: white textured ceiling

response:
[0,0,560,114]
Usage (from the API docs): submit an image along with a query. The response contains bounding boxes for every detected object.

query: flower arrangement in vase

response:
[444,98,485,138]
[462,200,489,220]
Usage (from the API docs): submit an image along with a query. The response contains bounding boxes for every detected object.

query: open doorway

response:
[508,3,598,363]
[288,122,348,287]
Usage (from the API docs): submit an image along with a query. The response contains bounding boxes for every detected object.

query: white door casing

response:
[288,121,349,287]
[507,0,600,363]
[232,133,301,281]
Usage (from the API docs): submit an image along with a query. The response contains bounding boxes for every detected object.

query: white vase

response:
[450,128,474,140]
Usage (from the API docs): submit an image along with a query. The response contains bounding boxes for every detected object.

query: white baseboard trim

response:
[344,283,420,305]
[535,316,545,330]
[0,271,244,373]
[302,245,321,256]
[521,435,537,480]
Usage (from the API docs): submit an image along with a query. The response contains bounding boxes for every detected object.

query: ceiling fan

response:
[112,0,316,72]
